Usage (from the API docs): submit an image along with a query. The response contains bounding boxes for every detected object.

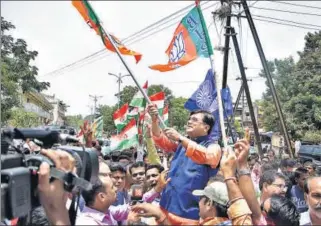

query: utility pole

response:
[240,0,293,157]
[89,95,102,122]
[108,72,130,109]
[230,27,263,156]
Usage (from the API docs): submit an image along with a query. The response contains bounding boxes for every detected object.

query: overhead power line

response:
[252,17,321,31]
[43,1,214,77]
[267,1,321,10]
[251,6,321,17]
[252,14,321,29]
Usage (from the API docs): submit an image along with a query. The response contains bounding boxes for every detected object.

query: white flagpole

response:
[196,1,228,148]
[87,1,167,129]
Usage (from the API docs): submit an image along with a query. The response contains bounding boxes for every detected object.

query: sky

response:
[2,1,321,116]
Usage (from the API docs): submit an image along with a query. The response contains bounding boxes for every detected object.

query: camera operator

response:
[37,148,76,225]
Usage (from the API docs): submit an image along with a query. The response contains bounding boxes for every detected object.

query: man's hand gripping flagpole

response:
[87,1,167,129]
[196,0,228,148]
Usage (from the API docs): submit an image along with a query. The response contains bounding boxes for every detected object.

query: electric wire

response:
[251,17,321,31]
[46,2,219,78]
[43,1,212,77]
[266,1,321,10]
[252,14,321,29]
[251,6,321,17]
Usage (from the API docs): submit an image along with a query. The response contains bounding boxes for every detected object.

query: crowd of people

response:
[5,104,321,226]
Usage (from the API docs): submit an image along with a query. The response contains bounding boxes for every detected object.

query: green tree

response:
[169,97,189,132]
[65,115,83,128]
[119,86,138,106]
[260,31,321,139]
[8,108,39,127]
[97,105,117,135]
[1,17,50,123]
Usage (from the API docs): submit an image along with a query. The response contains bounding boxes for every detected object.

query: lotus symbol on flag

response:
[122,134,128,139]
[169,32,186,63]
[196,80,218,112]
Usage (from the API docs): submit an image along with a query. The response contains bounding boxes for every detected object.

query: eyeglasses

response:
[132,172,145,178]
[272,183,288,190]
[188,116,204,124]
[146,174,159,180]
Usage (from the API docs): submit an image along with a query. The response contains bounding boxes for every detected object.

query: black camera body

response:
[1,128,99,221]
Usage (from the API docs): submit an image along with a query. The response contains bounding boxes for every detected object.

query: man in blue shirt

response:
[148,105,222,225]
[291,167,309,213]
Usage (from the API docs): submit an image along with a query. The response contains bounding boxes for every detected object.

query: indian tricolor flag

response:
[91,116,103,139]
[150,91,165,115]
[110,118,138,151]
[162,105,169,126]
[113,103,129,132]
[129,81,148,111]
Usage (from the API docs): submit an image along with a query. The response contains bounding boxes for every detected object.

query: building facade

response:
[22,91,54,124]
[44,94,67,126]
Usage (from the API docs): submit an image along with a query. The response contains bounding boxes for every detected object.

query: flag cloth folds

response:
[149,5,212,72]
[72,0,142,63]
[129,81,148,110]
[162,105,169,126]
[110,118,139,151]
[149,92,165,115]
[184,69,233,141]
[113,104,129,132]
[91,116,103,139]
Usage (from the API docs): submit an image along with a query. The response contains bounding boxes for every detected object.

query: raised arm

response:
[220,147,252,225]
[147,104,178,153]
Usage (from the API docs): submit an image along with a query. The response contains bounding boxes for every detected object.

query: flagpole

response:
[87,1,167,129]
[196,1,228,148]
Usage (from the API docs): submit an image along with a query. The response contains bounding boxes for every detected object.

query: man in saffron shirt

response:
[147,104,222,225]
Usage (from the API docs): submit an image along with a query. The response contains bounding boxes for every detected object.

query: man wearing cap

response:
[147,105,222,225]
[131,147,252,225]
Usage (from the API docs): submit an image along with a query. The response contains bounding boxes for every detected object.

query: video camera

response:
[1,127,99,221]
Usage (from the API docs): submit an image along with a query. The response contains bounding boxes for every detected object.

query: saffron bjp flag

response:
[72,0,142,63]
[149,3,213,72]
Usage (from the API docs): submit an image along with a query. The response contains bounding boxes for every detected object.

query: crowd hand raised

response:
[145,123,152,138]
[220,147,237,178]
[80,121,93,147]
[155,170,171,193]
[37,149,76,225]
[234,139,250,169]
[147,104,159,121]
[163,128,181,142]
[131,203,165,221]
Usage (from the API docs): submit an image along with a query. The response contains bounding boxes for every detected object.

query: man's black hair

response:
[259,170,286,191]
[203,196,228,218]
[122,149,133,158]
[190,110,214,135]
[294,167,308,179]
[27,206,49,226]
[82,179,106,206]
[286,159,297,168]
[146,164,164,174]
[304,161,316,170]
[129,161,146,175]
[118,155,131,162]
[110,163,126,174]
[267,194,300,226]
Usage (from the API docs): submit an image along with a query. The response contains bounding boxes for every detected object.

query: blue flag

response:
[184,69,233,141]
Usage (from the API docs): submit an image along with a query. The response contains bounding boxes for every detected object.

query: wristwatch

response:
[238,169,251,176]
